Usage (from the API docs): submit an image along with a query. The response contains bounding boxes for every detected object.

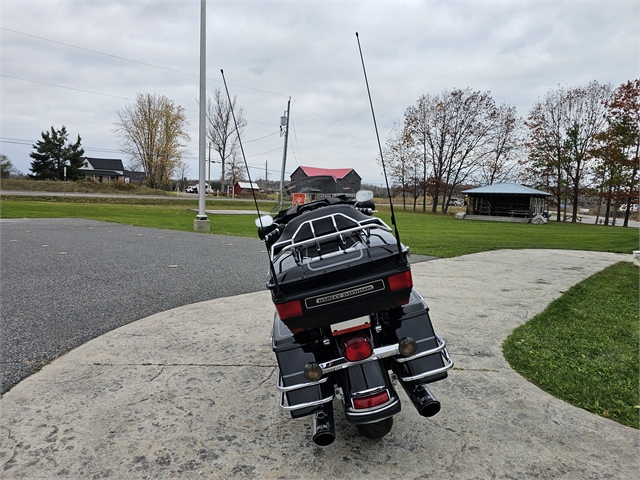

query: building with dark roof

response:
[80,157,144,184]
[288,166,361,198]
[462,183,551,222]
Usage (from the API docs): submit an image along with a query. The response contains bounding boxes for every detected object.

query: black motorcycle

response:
[256,191,453,445]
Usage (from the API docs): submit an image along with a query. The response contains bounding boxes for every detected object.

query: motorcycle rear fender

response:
[337,360,401,425]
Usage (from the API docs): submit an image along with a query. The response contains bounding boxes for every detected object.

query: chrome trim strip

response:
[399,348,454,382]
[319,344,399,374]
[351,386,386,398]
[346,398,399,416]
[276,368,328,392]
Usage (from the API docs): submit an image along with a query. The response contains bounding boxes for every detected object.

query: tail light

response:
[342,334,373,362]
[388,270,413,292]
[275,300,303,320]
[353,390,390,410]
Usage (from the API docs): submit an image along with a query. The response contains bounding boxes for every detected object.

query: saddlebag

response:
[271,314,334,418]
[387,289,450,384]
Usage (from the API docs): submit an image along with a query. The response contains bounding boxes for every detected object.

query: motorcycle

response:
[256,191,453,445]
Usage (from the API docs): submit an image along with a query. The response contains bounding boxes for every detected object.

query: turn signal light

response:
[398,337,418,357]
[303,362,323,381]
[353,390,390,410]
[275,300,303,320]
[388,270,413,292]
[342,334,373,362]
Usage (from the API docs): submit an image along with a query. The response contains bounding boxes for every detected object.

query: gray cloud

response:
[1,0,637,185]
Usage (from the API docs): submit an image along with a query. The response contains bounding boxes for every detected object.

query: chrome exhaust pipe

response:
[312,405,336,446]
[406,383,441,418]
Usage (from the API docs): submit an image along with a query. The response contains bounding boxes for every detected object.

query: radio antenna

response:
[355,32,403,258]
[221,69,281,293]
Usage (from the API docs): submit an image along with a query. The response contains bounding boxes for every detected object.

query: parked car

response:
[619,204,638,212]
[186,185,213,194]
[448,198,462,207]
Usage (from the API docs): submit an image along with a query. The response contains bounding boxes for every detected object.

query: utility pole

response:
[274,97,291,212]
[194,0,209,231]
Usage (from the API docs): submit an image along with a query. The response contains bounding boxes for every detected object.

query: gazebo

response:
[462,183,551,222]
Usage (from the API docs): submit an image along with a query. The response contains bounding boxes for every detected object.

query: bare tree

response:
[405,88,498,213]
[206,88,247,194]
[1,154,18,178]
[478,104,523,185]
[113,93,190,189]
[525,82,610,222]
[225,150,247,192]
[524,87,569,221]
[380,122,418,210]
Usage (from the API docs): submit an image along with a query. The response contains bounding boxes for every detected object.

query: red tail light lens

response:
[353,390,390,410]
[388,270,413,291]
[275,300,303,320]
[342,334,373,362]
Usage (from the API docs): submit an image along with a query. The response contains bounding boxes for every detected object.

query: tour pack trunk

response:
[266,205,413,331]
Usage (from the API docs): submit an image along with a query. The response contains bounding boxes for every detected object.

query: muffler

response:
[312,404,336,446]
[404,383,441,418]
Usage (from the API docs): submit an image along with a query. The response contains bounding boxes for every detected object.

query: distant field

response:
[0,178,172,195]
[1,195,637,257]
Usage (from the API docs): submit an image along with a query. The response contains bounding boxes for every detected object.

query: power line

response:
[247,147,282,158]
[0,136,121,154]
[243,131,279,143]
[1,75,134,101]
[1,27,289,99]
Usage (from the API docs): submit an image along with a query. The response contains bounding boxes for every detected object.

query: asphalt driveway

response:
[0,218,269,394]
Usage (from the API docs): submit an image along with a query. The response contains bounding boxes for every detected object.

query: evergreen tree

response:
[29,126,85,180]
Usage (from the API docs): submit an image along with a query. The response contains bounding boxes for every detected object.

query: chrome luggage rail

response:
[270,212,391,261]
[276,368,333,412]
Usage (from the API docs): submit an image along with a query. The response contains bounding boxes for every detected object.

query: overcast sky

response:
[1,0,638,186]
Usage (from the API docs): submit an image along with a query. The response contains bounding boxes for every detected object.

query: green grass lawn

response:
[0,196,271,237]
[380,208,638,257]
[1,196,637,257]
[503,262,639,428]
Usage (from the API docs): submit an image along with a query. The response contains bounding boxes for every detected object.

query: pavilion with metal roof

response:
[462,183,551,222]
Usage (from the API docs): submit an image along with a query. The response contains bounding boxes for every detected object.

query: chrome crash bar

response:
[275,334,454,411]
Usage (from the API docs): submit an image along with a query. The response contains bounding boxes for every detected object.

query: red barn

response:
[288,166,361,198]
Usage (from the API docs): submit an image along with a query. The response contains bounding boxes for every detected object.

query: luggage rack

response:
[271,212,391,262]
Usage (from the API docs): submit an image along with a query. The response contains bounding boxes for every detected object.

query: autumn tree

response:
[404,88,498,213]
[206,88,247,194]
[113,93,190,189]
[28,126,85,181]
[525,81,610,222]
[593,80,640,227]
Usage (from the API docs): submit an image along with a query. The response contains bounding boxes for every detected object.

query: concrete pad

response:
[0,250,637,478]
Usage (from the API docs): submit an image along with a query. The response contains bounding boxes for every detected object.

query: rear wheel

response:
[356,416,393,439]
